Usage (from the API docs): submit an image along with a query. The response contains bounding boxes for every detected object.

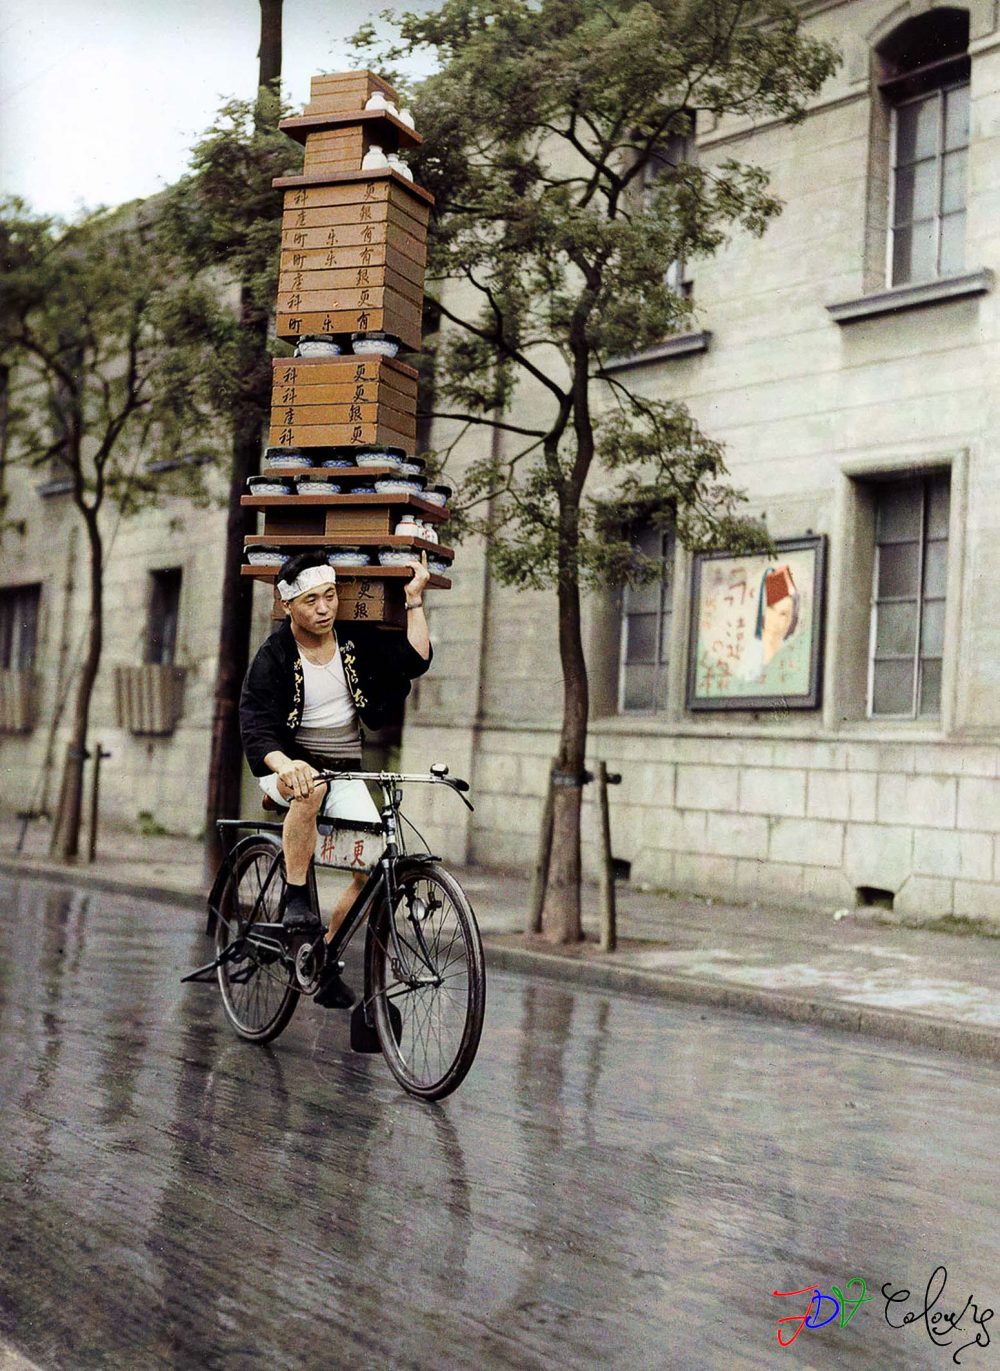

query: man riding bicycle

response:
[239,549,431,1007]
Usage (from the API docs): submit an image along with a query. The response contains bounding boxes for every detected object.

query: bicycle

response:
[184,765,486,1101]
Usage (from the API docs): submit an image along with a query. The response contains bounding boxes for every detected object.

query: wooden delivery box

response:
[242,68,452,629]
[303,70,399,117]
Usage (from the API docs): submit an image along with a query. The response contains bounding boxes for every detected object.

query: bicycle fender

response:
[205,831,282,936]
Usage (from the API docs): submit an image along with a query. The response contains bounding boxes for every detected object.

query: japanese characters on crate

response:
[241,70,453,628]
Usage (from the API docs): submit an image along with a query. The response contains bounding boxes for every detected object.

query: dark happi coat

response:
[239,617,431,777]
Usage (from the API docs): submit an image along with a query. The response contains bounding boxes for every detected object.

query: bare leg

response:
[279,783,325,886]
[326,873,367,943]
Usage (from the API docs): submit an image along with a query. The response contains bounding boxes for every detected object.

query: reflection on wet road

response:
[1,873,999,1370]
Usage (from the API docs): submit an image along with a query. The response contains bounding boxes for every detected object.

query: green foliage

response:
[154,91,303,442]
[160,90,302,316]
[136,809,169,837]
[0,196,218,514]
[357,0,839,586]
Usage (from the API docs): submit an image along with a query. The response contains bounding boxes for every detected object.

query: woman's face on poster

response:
[761,594,796,660]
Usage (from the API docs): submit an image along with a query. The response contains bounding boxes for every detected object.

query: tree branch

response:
[420,411,548,438]
[433,294,568,406]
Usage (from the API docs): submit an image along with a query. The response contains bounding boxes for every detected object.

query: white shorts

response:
[259,771,380,824]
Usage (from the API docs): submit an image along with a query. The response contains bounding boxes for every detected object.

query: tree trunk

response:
[51,509,103,863]
[202,330,268,886]
[541,529,589,944]
[258,0,283,90]
[202,2,282,887]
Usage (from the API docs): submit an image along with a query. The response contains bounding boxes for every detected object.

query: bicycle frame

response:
[194,769,472,987]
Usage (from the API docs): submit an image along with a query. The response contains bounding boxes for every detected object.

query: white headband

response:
[277,563,337,601]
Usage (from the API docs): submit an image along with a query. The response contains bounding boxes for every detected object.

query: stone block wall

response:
[403,715,1000,922]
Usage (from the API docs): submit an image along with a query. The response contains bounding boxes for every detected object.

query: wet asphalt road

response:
[1,873,999,1371]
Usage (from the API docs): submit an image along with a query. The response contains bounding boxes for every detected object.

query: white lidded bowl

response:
[355,450,403,469]
[428,557,450,576]
[248,476,294,496]
[247,547,286,566]
[294,337,342,357]
[422,485,451,507]
[378,547,417,567]
[294,477,342,495]
[374,478,422,495]
[264,448,313,469]
[351,332,400,358]
[327,547,372,567]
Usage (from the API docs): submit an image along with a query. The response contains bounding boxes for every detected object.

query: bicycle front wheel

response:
[216,837,299,1044]
[365,860,485,1100]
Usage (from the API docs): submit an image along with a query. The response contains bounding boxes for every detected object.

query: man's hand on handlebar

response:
[275,757,319,801]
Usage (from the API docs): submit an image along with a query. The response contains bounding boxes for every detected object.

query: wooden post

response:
[598,760,617,952]
[87,744,111,864]
[527,757,557,934]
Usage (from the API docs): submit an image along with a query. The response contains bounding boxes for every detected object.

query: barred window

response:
[619,523,674,712]
[869,474,949,718]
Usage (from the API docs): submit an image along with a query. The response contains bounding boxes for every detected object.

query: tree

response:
[157,1,301,884]
[358,0,840,941]
[0,200,211,860]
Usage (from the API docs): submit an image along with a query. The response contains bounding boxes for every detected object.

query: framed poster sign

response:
[686,535,826,710]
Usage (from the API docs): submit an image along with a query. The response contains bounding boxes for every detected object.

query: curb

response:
[483,944,1000,1064]
[0,857,206,913]
[4,857,1000,1063]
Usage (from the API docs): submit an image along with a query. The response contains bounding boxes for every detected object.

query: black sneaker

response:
[314,960,355,1009]
[281,888,321,932]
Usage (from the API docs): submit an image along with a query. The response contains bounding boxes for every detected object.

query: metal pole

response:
[597,761,620,953]
[87,744,111,863]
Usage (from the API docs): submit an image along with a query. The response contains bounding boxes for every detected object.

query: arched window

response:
[876,9,970,286]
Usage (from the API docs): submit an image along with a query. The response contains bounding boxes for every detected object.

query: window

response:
[642,129,694,297]
[0,583,41,670]
[868,473,949,718]
[146,568,182,665]
[619,523,674,712]
[878,10,970,286]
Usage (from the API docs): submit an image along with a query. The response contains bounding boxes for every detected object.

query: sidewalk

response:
[5,814,1000,1061]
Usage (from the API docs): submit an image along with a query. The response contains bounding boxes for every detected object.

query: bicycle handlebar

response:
[309,768,475,809]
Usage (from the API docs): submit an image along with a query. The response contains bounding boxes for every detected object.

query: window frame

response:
[641,129,695,301]
[866,472,949,721]
[618,522,676,715]
[0,583,42,672]
[145,567,183,667]
[886,76,970,288]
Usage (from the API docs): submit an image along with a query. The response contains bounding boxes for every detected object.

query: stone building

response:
[0,458,229,839]
[400,0,1000,921]
[4,0,1000,923]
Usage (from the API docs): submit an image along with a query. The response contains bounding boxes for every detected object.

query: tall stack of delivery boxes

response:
[242,70,452,627]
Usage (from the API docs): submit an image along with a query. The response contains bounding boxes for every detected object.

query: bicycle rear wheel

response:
[365,860,485,1100]
[216,837,299,1044]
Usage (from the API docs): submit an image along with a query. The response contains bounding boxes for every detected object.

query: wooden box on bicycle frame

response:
[314,817,382,871]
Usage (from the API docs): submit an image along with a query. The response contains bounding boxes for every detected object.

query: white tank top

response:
[299,644,356,728]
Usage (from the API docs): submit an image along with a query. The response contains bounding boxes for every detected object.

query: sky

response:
[0,0,437,219]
